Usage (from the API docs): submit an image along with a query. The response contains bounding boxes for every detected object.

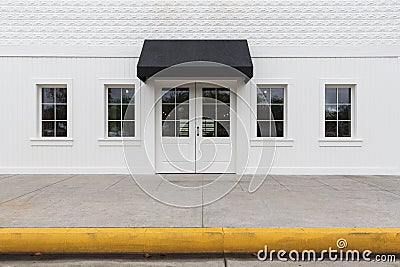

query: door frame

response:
[154,79,238,174]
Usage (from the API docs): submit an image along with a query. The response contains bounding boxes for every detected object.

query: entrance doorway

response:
[155,81,236,173]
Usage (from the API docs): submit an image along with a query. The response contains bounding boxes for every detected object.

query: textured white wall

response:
[0,0,399,46]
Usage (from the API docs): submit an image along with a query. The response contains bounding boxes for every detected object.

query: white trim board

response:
[244,167,400,175]
[1,167,399,175]
[0,45,399,58]
[0,167,146,175]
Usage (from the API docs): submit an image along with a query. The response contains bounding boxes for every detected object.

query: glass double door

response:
[156,82,234,173]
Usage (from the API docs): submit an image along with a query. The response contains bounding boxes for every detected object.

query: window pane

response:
[217,89,230,104]
[162,104,175,120]
[56,105,67,120]
[122,121,135,137]
[325,121,337,137]
[325,88,337,104]
[257,88,270,104]
[176,120,189,137]
[325,86,352,138]
[122,105,135,120]
[202,118,215,137]
[122,88,134,104]
[176,104,189,120]
[108,105,121,120]
[271,105,283,120]
[108,88,121,103]
[217,104,230,120]
[325,105,337,120]
[338,88,351,104]
[162,121,175,137]
[176,88,189,103]
[56,88,67,103]
[56,121,67,137]
[203,104,216,120]
[271,88,284,104]
[203,88,216,103]
[42,104,54,120]
[42,88,54,103]
[216,121,229,137]
[257,105,270,120]
[42,121,55,137]
[257,121,271,137]
[162,88,175,103]
[338,121,351,137]
[272,121,284,137]
[338,105,351,120]
[108,121,121,137]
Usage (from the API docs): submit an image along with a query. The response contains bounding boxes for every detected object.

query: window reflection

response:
[107,87,135,137]
[325,86,352,137]
[325,88,337,104]
[177,120,189,137]
[271,88,284,103]
[162,88,189,137]
[202,119,215,137]
[122,88,134,104]
[256,87,284,137]
[176,88,189,103]
[108,88,121,103]
[42,121,54,137]
[162,120,175,137]
[41,87,67,137]
[202,88,230,137]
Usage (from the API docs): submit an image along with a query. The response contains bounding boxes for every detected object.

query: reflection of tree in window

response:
[202,88,230,137]
[162,88,189,137]
[107,87,135,137]
[41,87,67,137]
[325,87,351,137]
[257,87,284,137]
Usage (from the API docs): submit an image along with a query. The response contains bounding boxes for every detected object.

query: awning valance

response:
[137,40,253,82]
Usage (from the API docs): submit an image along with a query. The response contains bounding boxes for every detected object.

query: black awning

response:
[137,40,253,82]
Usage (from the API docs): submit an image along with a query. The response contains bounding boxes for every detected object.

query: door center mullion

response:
[194,81,197,173]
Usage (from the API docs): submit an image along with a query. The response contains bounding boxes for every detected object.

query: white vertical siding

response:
[0,57,152,173]
[242,56,400,174]
[0,56,399,174]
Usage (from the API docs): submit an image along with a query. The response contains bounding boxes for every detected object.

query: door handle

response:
[196,126,199,136]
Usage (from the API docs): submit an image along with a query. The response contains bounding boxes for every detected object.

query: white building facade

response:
[0,1,399,175]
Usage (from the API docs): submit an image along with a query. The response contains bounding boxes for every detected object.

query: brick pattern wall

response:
[0,0,399,46]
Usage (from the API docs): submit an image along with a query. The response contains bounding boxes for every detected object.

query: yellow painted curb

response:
[223,228,400,254]
[0,228,399,254]
[0,228,223,253]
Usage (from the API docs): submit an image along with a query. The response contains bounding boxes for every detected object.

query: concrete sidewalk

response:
[0,174,399,227]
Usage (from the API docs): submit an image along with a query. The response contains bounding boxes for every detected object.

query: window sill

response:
[97,138,141,147]
[30,138,73,146]
[318,138,363,147]
[250,138,294,147]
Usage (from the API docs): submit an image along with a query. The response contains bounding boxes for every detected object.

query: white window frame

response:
[30,79,73,146]
[98,79,141,146]
[250,79,294,147]
[319,79,363,147]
